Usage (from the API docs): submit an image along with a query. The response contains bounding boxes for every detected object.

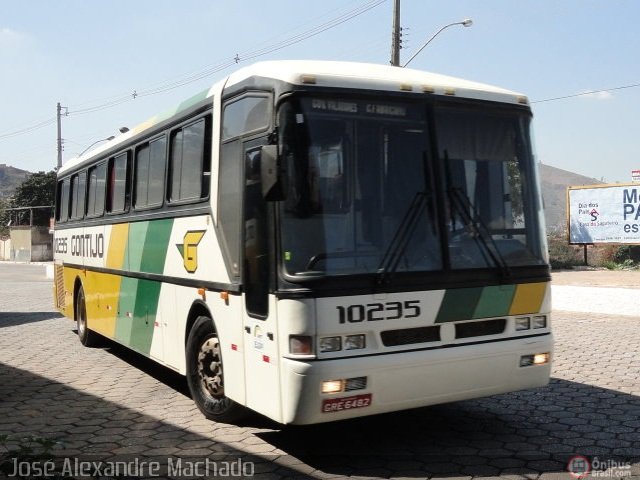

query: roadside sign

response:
[567,183,640,244]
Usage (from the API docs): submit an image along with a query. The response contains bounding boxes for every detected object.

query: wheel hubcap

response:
[197,337,224,398]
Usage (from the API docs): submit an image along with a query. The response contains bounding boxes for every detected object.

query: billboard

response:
[568,184,640,244]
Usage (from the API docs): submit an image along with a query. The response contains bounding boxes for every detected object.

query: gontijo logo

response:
[176,230,206,273]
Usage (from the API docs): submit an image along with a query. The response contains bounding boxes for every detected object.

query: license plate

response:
[321,393,372,413]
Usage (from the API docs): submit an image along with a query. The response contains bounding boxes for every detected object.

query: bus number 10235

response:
[337,301,421,324]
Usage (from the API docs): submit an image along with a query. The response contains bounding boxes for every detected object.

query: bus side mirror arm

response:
[261,145,284,201]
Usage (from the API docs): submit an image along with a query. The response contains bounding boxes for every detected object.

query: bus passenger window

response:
[69,172,86,220]
[56,179,71,222]
[107,152,129,213]
[135,136,166,209]
[87,163,107,217]
[169,117,210,202]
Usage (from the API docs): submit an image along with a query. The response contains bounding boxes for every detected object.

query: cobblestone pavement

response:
[0,264,639,479]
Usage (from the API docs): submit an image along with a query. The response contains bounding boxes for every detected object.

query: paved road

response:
[0,264,639,479]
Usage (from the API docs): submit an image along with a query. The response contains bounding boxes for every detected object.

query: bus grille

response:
[54,264,65,310]
[381,326,440,347]
[455,319,506,339]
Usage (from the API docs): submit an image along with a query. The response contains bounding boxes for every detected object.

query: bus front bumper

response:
[280,333,553,425]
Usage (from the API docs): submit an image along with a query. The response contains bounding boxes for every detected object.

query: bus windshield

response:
[278,96,545,278]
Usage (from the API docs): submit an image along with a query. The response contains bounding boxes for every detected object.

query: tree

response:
[10,170,56,227]
[0,197,10,237]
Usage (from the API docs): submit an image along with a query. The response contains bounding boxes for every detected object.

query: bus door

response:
[241,143,281,421]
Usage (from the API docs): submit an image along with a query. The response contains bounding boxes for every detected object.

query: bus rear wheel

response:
[75,285,101,347]
[186,316,246,423]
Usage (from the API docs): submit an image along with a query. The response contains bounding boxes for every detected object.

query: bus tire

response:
[75,285,101,347]
[186,316,246,423]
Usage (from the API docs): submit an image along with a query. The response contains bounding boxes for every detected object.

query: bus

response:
[53,60,552,425]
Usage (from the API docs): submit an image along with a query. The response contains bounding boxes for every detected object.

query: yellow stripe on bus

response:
[509,282,547,315]
[106,223,129,270]
[84,270,120,339]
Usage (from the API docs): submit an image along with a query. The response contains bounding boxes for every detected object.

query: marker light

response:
[532,315,547,329]
[321,380,344,394]
[289,335,313,355]
[300,74,316,84]
[319,336,342,353]
[344,334,366,350]
[515,316,531,331]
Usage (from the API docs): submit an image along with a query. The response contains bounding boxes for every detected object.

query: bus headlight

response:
[532,315,547,329]
[515,316,531,331]
[319,336,342,352]
[344,334,366,350]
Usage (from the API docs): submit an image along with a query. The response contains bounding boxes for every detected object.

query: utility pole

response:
[390,0,401,66]
[56,102,67,170]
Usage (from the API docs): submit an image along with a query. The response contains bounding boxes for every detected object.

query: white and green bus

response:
[54,61,552,425]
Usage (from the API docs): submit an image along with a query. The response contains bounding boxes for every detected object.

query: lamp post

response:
[402,19,473,68]
[78,135,115,157]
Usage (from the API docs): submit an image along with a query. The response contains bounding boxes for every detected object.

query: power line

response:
[0,118,56,140]
[69,0,387,113]
[0,0,387,139]
[531,83,640,104]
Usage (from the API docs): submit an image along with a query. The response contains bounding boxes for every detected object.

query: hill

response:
[0,164,30,198]
[539,163,602,231]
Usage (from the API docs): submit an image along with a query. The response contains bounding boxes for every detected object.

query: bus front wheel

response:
[186,316,246,423]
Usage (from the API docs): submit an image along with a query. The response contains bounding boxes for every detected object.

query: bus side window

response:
[107,152,130,214]
[221,96,269,141]
[87,163,107,217]
[135,136,166,209]
[69,172,87,220]
[56,178,71,222]
[169,116,211,203]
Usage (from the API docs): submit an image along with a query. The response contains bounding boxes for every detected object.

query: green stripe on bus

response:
[126,221,149,271]
[115,219,174,354]
[177,88,210,112]
[435,287,484,323]
[127,219,173,354]
[140,219,174,274]
[115,276,138,344]
[129,279,162,354]
[472,284,516,319]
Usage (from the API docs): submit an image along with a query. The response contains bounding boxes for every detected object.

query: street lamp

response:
[402,19,473,68]
[78,135,115,157]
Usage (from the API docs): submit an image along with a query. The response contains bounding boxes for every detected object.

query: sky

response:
[1,0,639,183]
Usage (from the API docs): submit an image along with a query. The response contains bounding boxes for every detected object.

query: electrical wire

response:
[531,83,640,104]
[0,0,386,138]
[69,0,387,112]
[0,118,56,140]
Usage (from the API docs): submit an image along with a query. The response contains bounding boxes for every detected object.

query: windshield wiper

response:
[376,191,429,286]
[443,151,511,278]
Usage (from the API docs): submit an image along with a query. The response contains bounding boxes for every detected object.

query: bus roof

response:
[60,60,527,175]
[226,60,526,104]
